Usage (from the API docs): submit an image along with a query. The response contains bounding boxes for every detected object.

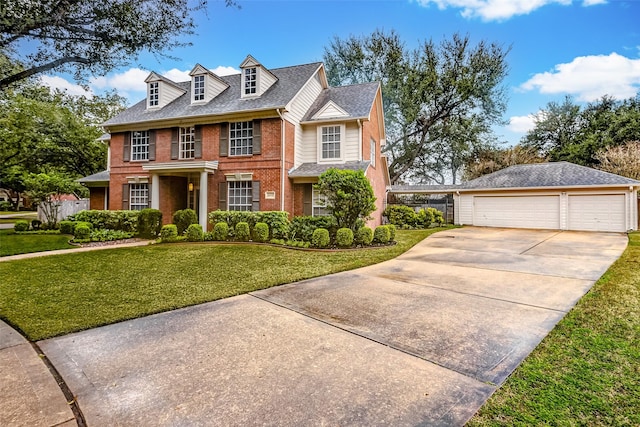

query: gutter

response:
[276,108,286,211]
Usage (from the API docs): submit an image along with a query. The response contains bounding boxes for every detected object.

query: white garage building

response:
[454,162,639,232]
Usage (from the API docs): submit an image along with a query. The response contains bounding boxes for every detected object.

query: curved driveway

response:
[39,227,627,426]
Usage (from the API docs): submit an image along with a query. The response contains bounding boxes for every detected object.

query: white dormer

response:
[189,64,230,104]
[144,72,186,110]
[239,55,278,99]
[311,101,350,120]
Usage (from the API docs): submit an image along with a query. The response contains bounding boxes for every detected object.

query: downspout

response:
[277,109,286,211]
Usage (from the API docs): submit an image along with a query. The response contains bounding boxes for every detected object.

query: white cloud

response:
[415,0,603,21]
[39,75,92,97]
[507,114,537,133]
[90,68,149,92]
[520,53,640,102]
[162,68,191,82]
[211,66,239,76]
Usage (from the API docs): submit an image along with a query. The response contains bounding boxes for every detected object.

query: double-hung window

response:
[180,127,195,159]
[321,125,341,160]
[244,67,257,95]
[131,131,149,161]
[129,184,149,210]
[148,82,159,107]
[193,75,205,101]
[228,181,252,211]
[312,188,329,217]
[230,121,253,156]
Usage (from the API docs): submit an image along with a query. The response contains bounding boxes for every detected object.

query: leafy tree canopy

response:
[316,169,376,232]
[324,30,510,184]
[0,0,236,89]
[24,171,87,227]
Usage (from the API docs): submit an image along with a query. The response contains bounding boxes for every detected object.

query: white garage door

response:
[568,194,626,232]
[474,195,560,229]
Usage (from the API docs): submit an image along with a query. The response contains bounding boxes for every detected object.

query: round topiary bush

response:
[355,226,374,246]
[213,222,229,241]
[59,220,77,235]
[74,223,92,240]
[235,222,250,242]
[253,222,269,243]
[173,208,198,235]
[312,228,330,248]
[14,219,29,232]
[336,227,354,248]
[387,224,397,242]
[373,225,391,244]
[160,224,178,242]
[185,223,204,242]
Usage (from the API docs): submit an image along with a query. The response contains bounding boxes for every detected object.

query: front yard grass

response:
[0,228,445,341]
[468,232,640,426]
[0,229,76,257]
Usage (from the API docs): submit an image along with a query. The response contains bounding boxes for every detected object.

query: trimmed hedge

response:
[69,210,139,232]
[253,222,270,243]
[137,208,162,238]
[160,224,178,242]
[373,225,391,244]
[213,222,228,241]
[74,222,92,240]
[208,210,290,240]
[235,222,250,242]
[355,226,373,246]
[173,209,198,235]
[312,228,330,248]
[14,220,29,232]
[290,216,337,242]
[59,220,77,235]
[336,228,354,248]
[185,223,204,242]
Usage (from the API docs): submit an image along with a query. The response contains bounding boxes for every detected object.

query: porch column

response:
[151,174,160,210]
[199,171,208,229]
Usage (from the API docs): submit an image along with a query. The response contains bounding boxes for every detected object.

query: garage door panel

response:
[568,194,625,232]
[474,196,560,229]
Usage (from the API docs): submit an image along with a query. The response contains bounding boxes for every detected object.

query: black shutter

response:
[252,120,261,155]
[194,126,202,159]
[171,128,179,159]
[303,184,312,216]
[122,184,130,210]
[251,181,260,212]
[148,130,156,161]
[123,132,131,162]
[219,122,228,157]
[218,182,227,211]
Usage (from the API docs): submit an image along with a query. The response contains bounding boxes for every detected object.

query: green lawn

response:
[0,229,76,257]
[0,228,444,341]
[468,232,640,426]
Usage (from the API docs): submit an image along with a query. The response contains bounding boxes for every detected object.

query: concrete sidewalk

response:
[0,240,151,262]
[0,321,75,426]
[35,228,627,426]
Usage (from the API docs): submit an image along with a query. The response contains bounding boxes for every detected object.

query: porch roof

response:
[142,160,219,174]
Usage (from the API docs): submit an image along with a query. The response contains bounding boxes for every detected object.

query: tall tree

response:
[463,144,546,180]
[0,0,236,89]
[324,30,510,184]
[595,141,640,180]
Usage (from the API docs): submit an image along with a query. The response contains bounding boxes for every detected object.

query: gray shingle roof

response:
[302,82,380,121]
[289,161,370,178]
[78,170,110,184]
[463,162,640,189]
[103,62,323,127]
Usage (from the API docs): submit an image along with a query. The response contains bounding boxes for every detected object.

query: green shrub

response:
[89,229,134,242]
[312,228,330,248]
[209,210,256,230]
[428,207,445,225]
[173,209,198,235]
[383,205,418,227]
[160,224,178,242]
[417,208,434,228]
[355,226,374,246]
[14,220,29,232]
[373,225,391,244]
[203,231,215,241]
[137,208,162,238]
[0,201,12,210]
[31,219,42,230]
[269,238,285,245]
[289,216,337,242]
[387,224,397,242]
[255,211,290,239]
[59,220,77,235]
[235,222,250,242]
[253,222,269,243]
[185,223,204,242]
[74,222,92,240]
[336,228,354,248]
[70,210,139,232]
[213,222,229,241]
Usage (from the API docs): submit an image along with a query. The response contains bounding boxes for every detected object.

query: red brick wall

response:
[361,91,387,227]
[159,176,187,224]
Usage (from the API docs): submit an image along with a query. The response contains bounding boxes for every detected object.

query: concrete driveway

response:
[39,227,627,426]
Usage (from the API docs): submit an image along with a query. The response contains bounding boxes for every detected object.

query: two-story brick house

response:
[80,55,390,229]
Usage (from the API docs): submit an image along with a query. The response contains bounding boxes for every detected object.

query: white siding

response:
[159,82,184,108]
[457,194,474,225]
[207,77,228,100]
[344,123,360,161]
[260,68,277,94]
[286,73,324,166]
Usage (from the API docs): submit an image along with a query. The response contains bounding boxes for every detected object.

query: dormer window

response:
[148,82,159,107]
[193,75,205,101]
[244,67,257,96]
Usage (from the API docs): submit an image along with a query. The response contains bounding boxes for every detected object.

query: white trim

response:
[142,161,218,173]
[311,101,349,120]
[126,176,149,184]
[317,124,345,163]
[224,172,253,182]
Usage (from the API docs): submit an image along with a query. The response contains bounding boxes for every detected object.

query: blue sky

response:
[45,0,640,145]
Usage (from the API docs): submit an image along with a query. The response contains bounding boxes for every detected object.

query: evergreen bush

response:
[160,224,178,242]
[14,220,29,232]
[137,208,162,238]
[253,222,269,243]
[373,225,391,244]
[355,226,373,246]
[336,228,354,248]
[213,222,229,241]
[235,222,250,241]
[173,209,198,235]
[311,228,330,248]
[185,223,204,242]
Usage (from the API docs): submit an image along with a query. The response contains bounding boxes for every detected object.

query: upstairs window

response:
[228,181,252,211]
[129,184,149,210]
[193,75,205,101]
[180,127,195,159]
[148,82,159,107]
[244,67,257,95]
[230,121,253,156]
[370,138,376,167]
[131,131,149,161]
[321,125,341,160]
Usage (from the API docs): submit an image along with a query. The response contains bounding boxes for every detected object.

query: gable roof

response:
[463,162,640,190]
[103,62,324,128]
[289,161,370,178]
[302,82,381,122]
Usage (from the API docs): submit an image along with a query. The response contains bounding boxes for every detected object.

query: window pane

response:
[229,121,253,156]
[131,130,149,161]
[180,127,195,159]
[228,181,253,211]
[130,183,149,210]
